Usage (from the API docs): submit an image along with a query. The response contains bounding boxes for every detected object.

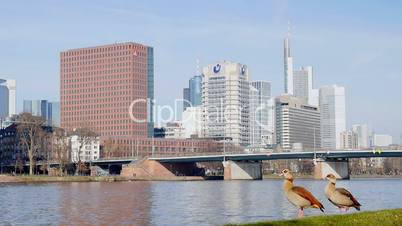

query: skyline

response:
[1,1,402,141]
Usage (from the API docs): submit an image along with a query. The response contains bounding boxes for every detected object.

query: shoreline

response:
[1,174,401,183]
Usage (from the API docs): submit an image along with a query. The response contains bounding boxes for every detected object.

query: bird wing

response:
[292,186,324,211]
[335,188,361,207]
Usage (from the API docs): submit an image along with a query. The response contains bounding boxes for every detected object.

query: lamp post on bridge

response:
[313,127,317,166]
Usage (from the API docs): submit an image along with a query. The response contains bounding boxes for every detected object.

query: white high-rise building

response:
[340,130,359,150]
[293,66,313,105]
[202,61,250,146]
[319,85,346,149]
[0,79,16,118]
[182,106,202,138]
[5,79,16,116]
[275,95,321,151]
[373,134,393,147]
[352,124,370,149]
[249,85,259,146]
[310,89,319,107]
[249,81,273,147]
[284,36,294,95]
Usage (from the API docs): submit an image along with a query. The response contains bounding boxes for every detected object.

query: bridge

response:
[116,149,402,180]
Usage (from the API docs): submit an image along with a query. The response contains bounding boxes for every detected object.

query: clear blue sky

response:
[1,0,401,142]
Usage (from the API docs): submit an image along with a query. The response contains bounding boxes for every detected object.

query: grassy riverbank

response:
[228,208,402,226]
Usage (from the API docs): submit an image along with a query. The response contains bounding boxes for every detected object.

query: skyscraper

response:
[352,124,370,149]
[284,26,294,95]
[320,85,346,149]
[146,47,155,138]
[0,79,16,118]
[23,100,42,116]
[48,101,60,127]
[23,99,59,125]
[340,130,359,150]
[249,81,273,147]
[293,66,313,104]
[183,88,190,111]
[202,61,250,146]
[0,79,9,119]
[189,75,202,107]
[40,99,48,120]
[60,42,153,138]
[5,79,16,116]
[275,95,321,150]
[183,75,202,111]
[373,134,393,147]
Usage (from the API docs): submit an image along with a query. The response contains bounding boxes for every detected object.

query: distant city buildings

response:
[293,66,315,105]
[202,61,250,146]
[183,75,202,111]
[183,88,190,111]
[373,134,393,147]
[182,106,202,138]
[23,100,60,126]
[164,122,185,139]
[0,79,16,119]
[319,85,346,149]
[249,81,274,147]
[153,127,166,138]
[48,102,60,127]
[70,135,100,162]
[275,95,321,150]
[352,124,370,149]
[0,80,8,119]
[340,130,359,149]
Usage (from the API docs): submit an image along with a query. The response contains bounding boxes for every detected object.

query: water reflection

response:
[58,182,152,225]
[0,179,402,226]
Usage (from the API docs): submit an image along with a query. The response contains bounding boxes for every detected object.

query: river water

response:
[0,179,401,226]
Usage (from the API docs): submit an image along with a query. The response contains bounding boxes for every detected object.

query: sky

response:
[1,0,401,143]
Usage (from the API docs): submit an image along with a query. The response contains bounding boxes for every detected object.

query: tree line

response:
[12,113,98,176]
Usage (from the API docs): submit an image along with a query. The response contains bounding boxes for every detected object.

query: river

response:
[0,179,401,225]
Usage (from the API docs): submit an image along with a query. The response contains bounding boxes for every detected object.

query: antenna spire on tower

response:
[287,20,291,38]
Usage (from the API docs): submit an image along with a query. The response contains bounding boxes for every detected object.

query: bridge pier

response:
[121,159,205,180]
[223,160,262,180]
[314,158,350,179]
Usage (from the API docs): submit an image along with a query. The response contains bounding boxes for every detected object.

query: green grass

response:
[227,209,402,226]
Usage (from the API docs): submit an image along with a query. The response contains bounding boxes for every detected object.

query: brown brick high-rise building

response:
[60,42,220,158]
[60,42,154,138]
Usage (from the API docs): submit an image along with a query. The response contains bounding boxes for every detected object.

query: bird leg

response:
[298,208,304,218]
[339,207,347,212]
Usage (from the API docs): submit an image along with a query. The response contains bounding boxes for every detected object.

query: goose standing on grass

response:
[280,169,324,218]
[325,173,361,212]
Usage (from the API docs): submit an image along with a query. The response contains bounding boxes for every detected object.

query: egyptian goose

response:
[325,174,361,212]
[280,169,324,218]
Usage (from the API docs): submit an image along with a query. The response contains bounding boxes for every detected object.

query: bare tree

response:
[16,113,46,175]
[69,127,98,175]
[102,137,121,159]
[52,128,70,176]
[15,155,24,174]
